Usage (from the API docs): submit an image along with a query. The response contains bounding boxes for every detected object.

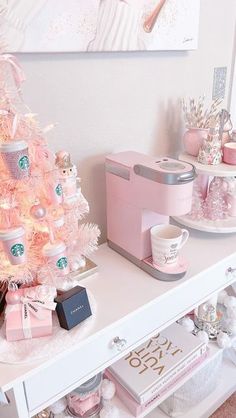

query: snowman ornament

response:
[55,150,80,201]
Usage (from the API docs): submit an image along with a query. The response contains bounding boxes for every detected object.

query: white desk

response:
[0,230,236,418]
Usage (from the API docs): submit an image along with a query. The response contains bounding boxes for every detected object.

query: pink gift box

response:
[5,286,56,342]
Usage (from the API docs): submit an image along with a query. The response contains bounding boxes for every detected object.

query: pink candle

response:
[0,226,26,265]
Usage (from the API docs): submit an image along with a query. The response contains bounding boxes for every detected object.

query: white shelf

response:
[153,357,236,418]
[173,215,236,233]
[180,152,236,177]
[115,347,236,418]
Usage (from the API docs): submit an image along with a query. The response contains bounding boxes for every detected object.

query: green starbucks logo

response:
[11,243,24,257]
[56,256,68,270]
[18,155,30,171]
[55,184,63,196]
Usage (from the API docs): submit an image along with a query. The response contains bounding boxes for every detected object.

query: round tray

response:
[173,215,236,233]
[179,153,236,177]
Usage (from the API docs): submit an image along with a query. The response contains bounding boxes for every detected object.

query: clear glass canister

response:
[66,373,102,417]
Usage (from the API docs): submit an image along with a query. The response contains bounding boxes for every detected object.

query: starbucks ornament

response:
[42,240,70,276]
[45,170,63,206]
[0,140,30,180]
[0,226,27,265]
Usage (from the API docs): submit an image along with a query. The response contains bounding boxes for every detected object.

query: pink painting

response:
[1,0,200,52]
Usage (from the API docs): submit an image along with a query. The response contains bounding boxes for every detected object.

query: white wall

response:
[19,0,236,241]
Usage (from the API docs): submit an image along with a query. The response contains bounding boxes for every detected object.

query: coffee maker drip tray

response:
[108,240,187,282]
[143,256,187,281]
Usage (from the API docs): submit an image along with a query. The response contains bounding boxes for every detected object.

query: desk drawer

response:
[24,309,159,412]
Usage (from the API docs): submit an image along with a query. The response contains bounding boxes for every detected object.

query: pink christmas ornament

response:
[30,203,46,220]
[5,289,21,304]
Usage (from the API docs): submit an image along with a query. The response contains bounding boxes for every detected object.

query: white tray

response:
[180,153,236,177]
[173,215,236,233]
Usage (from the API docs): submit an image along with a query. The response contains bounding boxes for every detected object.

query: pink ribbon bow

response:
[20,295,56,339]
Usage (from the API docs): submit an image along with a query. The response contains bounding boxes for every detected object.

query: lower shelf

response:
[173,215,236,233]
[115,346,236,418]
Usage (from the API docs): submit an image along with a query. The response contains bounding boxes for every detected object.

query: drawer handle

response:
[111,336,127,352]
[226,267,236,276]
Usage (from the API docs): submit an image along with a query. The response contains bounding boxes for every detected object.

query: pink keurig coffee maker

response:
[105,151,196,281]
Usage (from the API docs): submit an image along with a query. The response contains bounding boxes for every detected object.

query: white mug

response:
[150,224,189,266]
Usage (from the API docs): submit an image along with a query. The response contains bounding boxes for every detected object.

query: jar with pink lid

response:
[66,373,102,417]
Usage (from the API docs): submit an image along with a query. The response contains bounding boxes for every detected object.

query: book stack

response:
[106,322,208,416]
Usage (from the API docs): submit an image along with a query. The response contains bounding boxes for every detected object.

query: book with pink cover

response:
[108,322,206,403]
[106,350,208,417]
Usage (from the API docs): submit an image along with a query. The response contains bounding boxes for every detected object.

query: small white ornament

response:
[197,330,209,345]
[178,317,195,333]
[48,398,67,414]
[217,289,228,305]
[70,256,86,272]
[224,295,236,308]
[217,331,231,349]
[70,260,81,272]
[101,379,116,401]
[100,405,120,418]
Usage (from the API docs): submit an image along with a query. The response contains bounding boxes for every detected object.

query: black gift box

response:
[55,286,92,330]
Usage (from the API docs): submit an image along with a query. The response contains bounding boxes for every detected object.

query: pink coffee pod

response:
[0,226,27,265]
[223,142,236,165]
[0,140,30,179]
[42,240,69,275]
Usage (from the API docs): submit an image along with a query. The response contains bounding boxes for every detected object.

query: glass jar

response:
[67,373,102,417]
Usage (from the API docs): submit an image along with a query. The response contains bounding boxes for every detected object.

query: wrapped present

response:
[5,285,57,341]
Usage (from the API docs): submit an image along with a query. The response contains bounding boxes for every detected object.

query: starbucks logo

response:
[55,184,63,196]
[11,243,24,257]
[56,256,68,270]
[18,155,30,171]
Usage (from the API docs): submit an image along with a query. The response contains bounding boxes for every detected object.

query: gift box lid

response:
[56,285,86,302]
[55,285,92,330]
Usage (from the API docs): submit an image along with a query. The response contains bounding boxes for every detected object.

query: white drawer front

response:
[24,253,236,412]
[24,313,156,412]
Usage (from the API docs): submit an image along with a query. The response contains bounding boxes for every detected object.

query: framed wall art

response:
[2,0,200,52]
